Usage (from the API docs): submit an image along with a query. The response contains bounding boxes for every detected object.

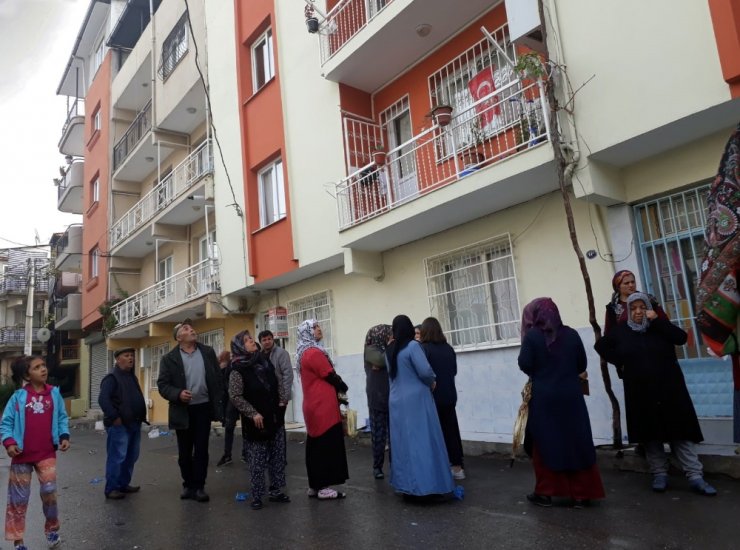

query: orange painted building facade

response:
[81,52,112,331]
[234,0,297,284]
[708,0,740,98]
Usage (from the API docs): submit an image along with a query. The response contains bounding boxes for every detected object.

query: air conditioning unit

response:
[505,0,546,52]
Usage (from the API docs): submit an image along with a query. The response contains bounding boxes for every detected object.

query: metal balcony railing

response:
[113,100,153,171]
[0,277,50,295]
[110,259,220,330]
[336,79,550,230]
[61,345,80,361]
[55,295,76,323]
[60,98,85,138]
[110,140,213,248]
[319,0,393,65]
[0,328,41,345]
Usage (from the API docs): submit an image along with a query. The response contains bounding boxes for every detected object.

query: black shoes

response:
[122,485,140,493]
[105,490,126,500]
[216,455,233,467]
[526,493,552,507]
[373,468,385,479]
[268,491,291,503]
[180,488,195,500]
[251,499,263,510]
[194,489,210,502]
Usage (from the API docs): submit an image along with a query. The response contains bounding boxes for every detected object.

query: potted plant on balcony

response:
[305,3,319,34]
[372,144,387,166]
[458,120,486,172]
[430,103,454,127]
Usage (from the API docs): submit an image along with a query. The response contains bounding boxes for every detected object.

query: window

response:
[286,291,333,359]
[157,256,174,302]
[425,234,520,350]
[149,343,169,390]
[92,108,101,132]
[258,159,286,227]
[199,230,217,261]
[634,184,710,360]
[199,328,224,355]
[92,38,105,76]
[251,29,275,92]
[160,14,188,79]
[90,247,99,279]
[91,178,100,205]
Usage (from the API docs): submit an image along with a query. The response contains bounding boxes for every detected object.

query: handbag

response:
[340,404,358,437]
[364,345,386,367]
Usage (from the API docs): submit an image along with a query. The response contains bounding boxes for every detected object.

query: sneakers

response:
[373,468,384,479]
[268,491,291,503]
[15,544,28,550]
[451,467,466,480]
[526,493,552,507]
[105,490,126,500]
[47,531,61,548]
[251,498,263,510]
[651,474,668,493]
[689,477,717,496]
[216,454,233,467]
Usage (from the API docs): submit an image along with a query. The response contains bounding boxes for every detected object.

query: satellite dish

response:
[37,328,51,343]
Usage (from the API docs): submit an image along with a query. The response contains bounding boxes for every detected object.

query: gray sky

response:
[0,0,89,248]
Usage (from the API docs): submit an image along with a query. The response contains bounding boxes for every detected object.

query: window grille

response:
[199,328,225,355]
[425,234,520,350]
[148,343,170,389]
[286,291,334,359]
[427,23,520,157]
[160,14,188,80]
[634,184,711,359]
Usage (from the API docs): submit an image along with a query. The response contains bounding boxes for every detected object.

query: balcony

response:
[336,78,555,250]
[319,0,501,92]
[60,345,80,362]
[55,293,82,331]
[0,277,49,296]
[0,328,41,347]
[56,159,84,214]
[55,224,83,272]
[54,272,83,296]
[58,98,85,157]
[110,259,220,338]
[110,140,214,256]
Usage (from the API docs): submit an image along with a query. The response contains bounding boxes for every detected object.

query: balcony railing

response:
[0,328,41,345]
[113,100,153,171]
[0,277,50,295]
[319,0,393,64]
[61,98,85,139]
[336,79,550,230]
[111,259,220,330]
[61,345,80,361]
[110,140,213,249]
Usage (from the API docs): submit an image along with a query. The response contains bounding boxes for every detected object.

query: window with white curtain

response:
[258,159,286,227]
[149,343,170,390]
[425,234,520,350]
[251,29,275,92]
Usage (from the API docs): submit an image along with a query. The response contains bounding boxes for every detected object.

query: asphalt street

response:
[1,428,739,550]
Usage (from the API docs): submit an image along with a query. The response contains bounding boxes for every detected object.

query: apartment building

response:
[56,0,248,423]
[221,0,740,445]
[0,248,49,383]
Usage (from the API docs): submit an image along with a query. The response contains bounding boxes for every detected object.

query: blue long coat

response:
[388,341,455,495]
[518,326,596,471]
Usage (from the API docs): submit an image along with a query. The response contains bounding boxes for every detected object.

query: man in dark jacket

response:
[99,347,147,500]
[157,319,223,502]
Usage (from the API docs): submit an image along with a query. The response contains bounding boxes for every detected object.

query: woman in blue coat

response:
[386,315,454,498]
[518,298,605,507]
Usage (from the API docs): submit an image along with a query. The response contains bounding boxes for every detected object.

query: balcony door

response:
[157,255,174,306]
[382,98,417,204]
[367,0,388,18]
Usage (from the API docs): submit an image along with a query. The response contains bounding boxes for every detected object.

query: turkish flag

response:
[467,67,499,128]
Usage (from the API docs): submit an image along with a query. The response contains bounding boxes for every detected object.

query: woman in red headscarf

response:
[518,298,605,508]
[605,270,669,337]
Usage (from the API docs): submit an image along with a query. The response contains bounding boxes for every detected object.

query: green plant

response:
[98,293,128,335]
[514,52,546,79]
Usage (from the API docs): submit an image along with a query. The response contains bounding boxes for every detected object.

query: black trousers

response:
[436,403,464,468]
[176,402,212,490]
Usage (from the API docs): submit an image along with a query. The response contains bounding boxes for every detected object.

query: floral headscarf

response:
[626,292,653,333]
[365,324,392,352]
[295,319,332,373]
[520,297,563,349]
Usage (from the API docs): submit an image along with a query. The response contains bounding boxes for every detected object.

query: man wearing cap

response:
[157,320,223,502]
[99,347,147,500]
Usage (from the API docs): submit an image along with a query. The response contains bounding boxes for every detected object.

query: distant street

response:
[0,428,738,549]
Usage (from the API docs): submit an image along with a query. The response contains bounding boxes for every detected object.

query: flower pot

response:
[373,151,387,166]
[306,17,319,33]
[432,105,453,127]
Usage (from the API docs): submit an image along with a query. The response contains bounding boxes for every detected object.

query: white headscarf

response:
[295,319,332,373]
[626,292,652,333]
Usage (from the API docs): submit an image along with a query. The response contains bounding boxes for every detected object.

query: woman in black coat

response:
[595,293,717,496]
[518,298,604,507]
[420,316,465,480]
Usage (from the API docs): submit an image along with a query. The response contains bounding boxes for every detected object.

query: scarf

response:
[626,292,652,333]
[230,330,271,388]
[520,297,562,348]
[365,324,392,352]
[295,319,332,373]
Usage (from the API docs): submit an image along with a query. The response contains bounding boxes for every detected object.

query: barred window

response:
[199,328,225,355]
[148,343,170,390]
[286,291,334,359]
[425,234,520,350]
[160,14,188,80]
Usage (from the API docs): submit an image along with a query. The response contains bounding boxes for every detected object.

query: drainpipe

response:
[149,0,157,140]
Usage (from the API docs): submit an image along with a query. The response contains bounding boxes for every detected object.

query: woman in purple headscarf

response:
[518,298,605,508]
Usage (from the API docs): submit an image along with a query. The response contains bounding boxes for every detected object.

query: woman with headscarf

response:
[595,293,717,496]
[228,330,290,510]
[296,319,349,499]
[518,298,604,508]
[363,324,393,479]
[386,314,454,499]
[419,316,465,480]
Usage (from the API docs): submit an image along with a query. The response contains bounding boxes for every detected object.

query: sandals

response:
[307,487,346,499]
